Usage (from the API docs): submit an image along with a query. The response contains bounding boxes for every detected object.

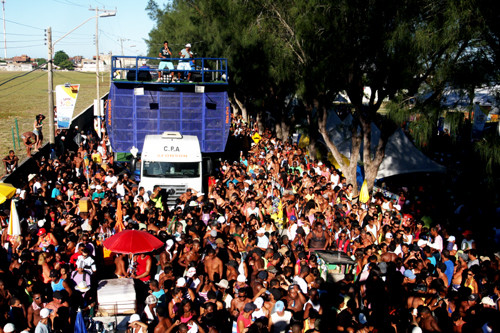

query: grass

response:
[0,70,110,178]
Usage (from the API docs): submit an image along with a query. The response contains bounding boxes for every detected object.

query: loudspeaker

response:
[192,72,211,82]
[127,70,152,82]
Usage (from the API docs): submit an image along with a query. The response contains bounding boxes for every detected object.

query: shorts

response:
[177,62,191,71]
[33,129,39,136]
[159,61,174,70]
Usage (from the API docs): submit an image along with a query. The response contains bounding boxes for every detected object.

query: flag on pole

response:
[8,199,21,236]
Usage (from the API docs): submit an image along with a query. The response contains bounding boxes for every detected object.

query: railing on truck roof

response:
[111,56,228,85]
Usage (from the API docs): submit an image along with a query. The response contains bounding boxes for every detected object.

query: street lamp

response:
[47,8,115,147]
[92,8,116,131]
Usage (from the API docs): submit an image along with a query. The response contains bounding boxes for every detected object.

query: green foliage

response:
[475,133,500,175]
[58,59,74,70]
[143,0,500,183]
[35,58,47,66]
[53,50,69,66]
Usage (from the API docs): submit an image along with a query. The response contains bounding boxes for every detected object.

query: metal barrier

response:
[111,56,228,85]
[0,93,109,187]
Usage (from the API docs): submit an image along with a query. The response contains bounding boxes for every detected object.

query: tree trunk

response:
[360,113,388,194]
[233,93,248,123]
[318,106,361,193]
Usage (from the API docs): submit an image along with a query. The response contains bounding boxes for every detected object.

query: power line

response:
[4,19,44,31]
[5,32,41,37]
[0,68,40,87]
[51,0,87,8]
[0,44,45,49]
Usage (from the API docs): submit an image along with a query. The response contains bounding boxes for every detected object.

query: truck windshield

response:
[142,161,200,178]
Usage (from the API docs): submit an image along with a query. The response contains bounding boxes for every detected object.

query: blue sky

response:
[1,0,170,59]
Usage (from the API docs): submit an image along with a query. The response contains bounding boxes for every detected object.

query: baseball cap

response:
[129,314,141,323]
[275,300,285,312]
[403,269,416,280]
[210,229,217,237]
[185,43,191,48]
[447,235,456,242]
[243,302,257,312]
[257,227,265,234]
[267,266,278,274]
[176,277,186,287]
[216,279,229,289]
[237,274,246,283]
[37,228,47,236]
[480,296,496,307]
[186,267,197,278]
[254,297,264,309]
[145,295,158,305]
[385,232,393,239]
[3,323,15,333]
[40,308,51,319]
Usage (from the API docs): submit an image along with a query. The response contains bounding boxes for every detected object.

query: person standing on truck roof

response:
[158,40,173,82]
[178,43,193,82]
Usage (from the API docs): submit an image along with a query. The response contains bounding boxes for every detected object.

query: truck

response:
[139,131,202,200]
[106,56,230,201]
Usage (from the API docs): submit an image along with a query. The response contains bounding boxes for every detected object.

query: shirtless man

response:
[73,152,83,177]
[284,284,306,314]
[3,150,18,174]
[21,132,36,157]
[179,240,201,269]
[418,306,442,332]
[204,248,223,281]
[230,287,250,318]
[27,292,45,330]
[154,306,172,333]
[380,243,398,262]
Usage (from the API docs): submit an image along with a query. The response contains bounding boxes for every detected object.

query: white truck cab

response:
[139,131,202,203]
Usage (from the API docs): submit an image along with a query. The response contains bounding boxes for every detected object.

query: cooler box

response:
[79,197,90,212]
[97,278,136,316]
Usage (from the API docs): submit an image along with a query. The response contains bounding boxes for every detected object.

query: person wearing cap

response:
[142,295,158,330]
[33,227,58,251]
[45,291,69,332]
[128,313,148,333]
[177,43,193,81]
[461,230,475,251]
[49,269,73,297]
[237,302,256,333]
[35,308,54,333]
[268,300,292,333]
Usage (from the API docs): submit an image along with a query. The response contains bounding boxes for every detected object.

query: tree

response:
[35,58,47,67]
[144,0,492,194]
[58,59,74,70]
[53,50,69,66]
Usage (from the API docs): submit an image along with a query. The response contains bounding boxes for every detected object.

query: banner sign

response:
[55,84,80,129]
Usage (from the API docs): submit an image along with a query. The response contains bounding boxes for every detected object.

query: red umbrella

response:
[103,230,164,254]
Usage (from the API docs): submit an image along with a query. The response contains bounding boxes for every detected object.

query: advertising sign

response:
[55,84,80,129]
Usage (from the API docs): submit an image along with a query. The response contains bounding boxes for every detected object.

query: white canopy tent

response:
[324,111,446,179]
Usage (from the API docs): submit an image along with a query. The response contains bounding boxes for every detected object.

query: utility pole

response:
[47,27,55,145]
[92,7,101,121]
[2,0,6,59]
[118,37,130,56]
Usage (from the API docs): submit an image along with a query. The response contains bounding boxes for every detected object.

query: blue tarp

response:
[106,83,231,153]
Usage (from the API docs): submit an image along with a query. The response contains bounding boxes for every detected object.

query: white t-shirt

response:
[270,311,292,333]
[257,235,269,249]
[292,276,308,294]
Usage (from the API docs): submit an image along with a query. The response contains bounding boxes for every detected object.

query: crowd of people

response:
[0,114,499,333]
